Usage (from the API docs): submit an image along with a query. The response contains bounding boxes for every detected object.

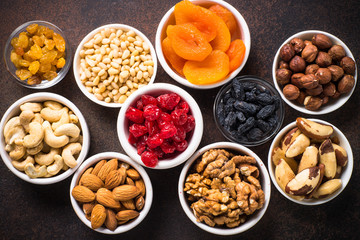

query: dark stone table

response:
[0,0,359,239]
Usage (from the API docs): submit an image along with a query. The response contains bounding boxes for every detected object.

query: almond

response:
[126,168,141,180]
[135,179,146,196]
[113,185,141,201]
[78,167,93,186]
[83,202,95,215]
[92,159,106,176]
[121,199,135,210]
[105,209,118,231]
[126,177,135,186]
[116,210,139,221]
[80,174,104,192]
[97,159,118,181]
[104,170,123,189]
[119,167,127,184]
[91,204,106,229]
[96,188,121,209]
[135,195,145,211]
[72,185,95,203]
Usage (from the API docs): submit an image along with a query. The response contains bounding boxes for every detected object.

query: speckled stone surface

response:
[0,0,359,239]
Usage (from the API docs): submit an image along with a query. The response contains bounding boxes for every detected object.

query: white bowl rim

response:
[117,82,204,169]
[155,0,251,89]
[69,151,153,234]
[73,23,158,108]
[178,141,271,235]
[267,118,354,205]
[0,92,90,185]
[272,30,358,115]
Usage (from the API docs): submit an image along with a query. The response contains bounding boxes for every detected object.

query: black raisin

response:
[256,119,271,132]
[224,111,237,128]
[234,101,259,116]
[236,111,246,123]
[256,93,274,105]
[223,91,232,103]
[245,88,257,102]
[257,104,276,119]
[224,98,235,114]
[237,117,255,134]
[242,82,257,91]
[272,95,281,108]
[268,116,278,127]
[216,102,225,124]
[231,79,245,100]
[247,128,264,141]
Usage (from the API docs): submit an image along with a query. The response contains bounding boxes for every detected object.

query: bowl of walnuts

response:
[273,30,357,114]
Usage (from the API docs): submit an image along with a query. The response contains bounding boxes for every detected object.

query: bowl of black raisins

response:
[213,75,285,146]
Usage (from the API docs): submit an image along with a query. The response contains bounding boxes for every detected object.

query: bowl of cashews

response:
[0,92,90,184]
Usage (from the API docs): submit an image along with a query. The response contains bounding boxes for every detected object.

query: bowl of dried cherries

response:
[117,83,203,169]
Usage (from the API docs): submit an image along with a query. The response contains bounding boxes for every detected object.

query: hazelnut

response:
[283,84,300,100]
[300,74,319,89]
[301,44,318,63]
[304,40,312,46]
[315,68,332,84]
[328,45,346,62]
[327,65,344,82]
[337,75,355,93]
[291,73,305,88]
[340,56,356,75]
[306,84,323,96]
[276,68,292,85]
[304,96,323,110]
[322,82,337,97]
[305,64,320,75]
[290,38,305,53]
[312,34,333,49]
[296,91,307,105]
[289,56,306,73]
[316,52,332,67]
[321,95,329,105]
[280,43,295,62]
[332,91,341,99]
[278,60,289,69]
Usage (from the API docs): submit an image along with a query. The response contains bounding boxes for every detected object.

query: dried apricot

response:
[226,39,246,72]
[210,16,231,52]
[209,4,237,35]
[183,50,229,85]
[53,32,65,52]
[174,0,217,42]
[167,23,212,61]
[162,37,186,75]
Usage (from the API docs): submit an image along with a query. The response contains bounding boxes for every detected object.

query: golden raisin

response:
[40,50,57,64]
[10,51,22,68]
[38,62,51,73]
[27,75,42,85]
[26,24,38,35]
[56,57,66,68]
[36,25,47,36]
[15,47,24,56]
[29,44,43,59]
[11,37,20,48]
[18,32,29,49]
[32,35,44,47]
[23,51,33,61]
[28,61,40,74]
[42,71,57,80]
[19,59,30,67]
[44,38,55,50]
[53,32,66,52]
[15,69,32,80]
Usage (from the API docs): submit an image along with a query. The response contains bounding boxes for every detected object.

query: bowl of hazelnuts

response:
[273,30,357,114]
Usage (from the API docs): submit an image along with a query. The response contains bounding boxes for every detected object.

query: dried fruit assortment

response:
[276,33,356,110]
[216,77,281,143]
[125,93,195,167]
[3,101,82,178]
[162,0,246,85]
[272,117,347,200]
[10,23,66,85]
[71,159,146,231]
[184,149,265,228]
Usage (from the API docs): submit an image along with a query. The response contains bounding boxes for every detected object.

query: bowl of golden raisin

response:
[4,20,71,89]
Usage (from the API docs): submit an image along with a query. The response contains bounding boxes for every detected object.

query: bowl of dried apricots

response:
[155,0,251,89]
[4,20,71,89]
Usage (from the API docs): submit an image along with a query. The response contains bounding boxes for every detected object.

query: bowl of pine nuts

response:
[73,24,157,108]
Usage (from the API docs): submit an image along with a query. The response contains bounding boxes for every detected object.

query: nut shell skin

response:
[328,45,346,61]
[304,96,322,110]
[283,84,300,100]
[276,68,292,85]
[305,64,320,75]
[280,43,295,62]
[289,56,306,73]
[322,82,336,97]
[300,74,319,89]
[337,75,355,93]
[312,34,333,50]
[305,85,323,96]
[316,52,332,67]
[340,56,356,75]
[291,73,305,88]
[327,65,344,82]
[290,38,305,53]
[302,44,319,63]
[315,68,332,85]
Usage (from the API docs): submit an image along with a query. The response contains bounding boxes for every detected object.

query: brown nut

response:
[321,96,329,105]
[328,45,346,61]
[283,84,300,100]
[300,74,319,89]
[285,166,322,196]
[298,146,319,173]
[337,75,355,93]
[296,91,307,105]
[291,73,305,88]
[290,38,305,53]
[331,91,341,99]
[340,56,356,75]
[316,52,332,67]
[272,147,298,173]
[280,127,301,151]
[296,118,334,140]
[304,40,312,46]
[301,44,319,63]
[289,56,306,73]
[305,84,323,96]
[319,139,337,179]
[303,96,323,110]
[327,65,344,82]
[275,159,295,192]
[322,82,336,97]
[312,179,342,199]
[315,68,332,84]
[285,133,310,158]
[332,143,348,167]
[312,34,332,49]
[278,60,289,69]
[280,43,295,62]
[276,68,292,85]
[305,64,320,75]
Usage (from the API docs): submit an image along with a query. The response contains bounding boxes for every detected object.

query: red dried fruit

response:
[128,133,137,145]
[141,151,158,167]
[136,135,148,155]
[172,126,186,142]
[146,133,164,149]
[141,94,158,106]
[160,139,176,154]
[136,99,144,110]
[126,106,144,123]
[157,112,173,129]
[143,104,161,121]
[171,109,188,125]
[149,147,165,159]
[160,123,177,139]
[183,115,195,132]
[175,100,190,113]
[157,93,181,111]
[174,140,188,152]
[129,124,148,138]
[145,119,159,136]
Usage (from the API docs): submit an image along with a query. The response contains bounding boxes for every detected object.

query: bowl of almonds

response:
[70,152,153,234]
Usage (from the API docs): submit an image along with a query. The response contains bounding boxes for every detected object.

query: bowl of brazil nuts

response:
[73,24,157,107]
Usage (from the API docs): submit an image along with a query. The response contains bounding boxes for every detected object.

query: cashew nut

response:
[26,142,44,155]
[54,123,80,138]
[4,117,26,144]
[43,121,69,148]
[23,122,44,148]
[52,109,70,130]
[12,156,35,171]
[62,143,82,168]
[69,113,79,124]
[41,107,68,122]
[43,101,63,110]
[47,154,64,175]
[19,110,35,132]
[32,113,44,124]
[20,102,42,112]
[35,148,60,166]
[24,162,47,178]
[9,144,26,160]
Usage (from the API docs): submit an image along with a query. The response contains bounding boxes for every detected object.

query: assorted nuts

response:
[3,101,83,178]
[276,33,356,110]
[71,159,146,231]
[271,117,347,200]
[78,27,154,104]
[184,149,265,228]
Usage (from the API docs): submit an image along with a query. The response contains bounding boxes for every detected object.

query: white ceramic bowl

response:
[70,152,153,234]
[155,0,251,89]
[0,92,90,184]
[117,83,203,169]
[272,30,358,115]
[268,119,353,205]
[178,142,271,235]
[73,24,157,108]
